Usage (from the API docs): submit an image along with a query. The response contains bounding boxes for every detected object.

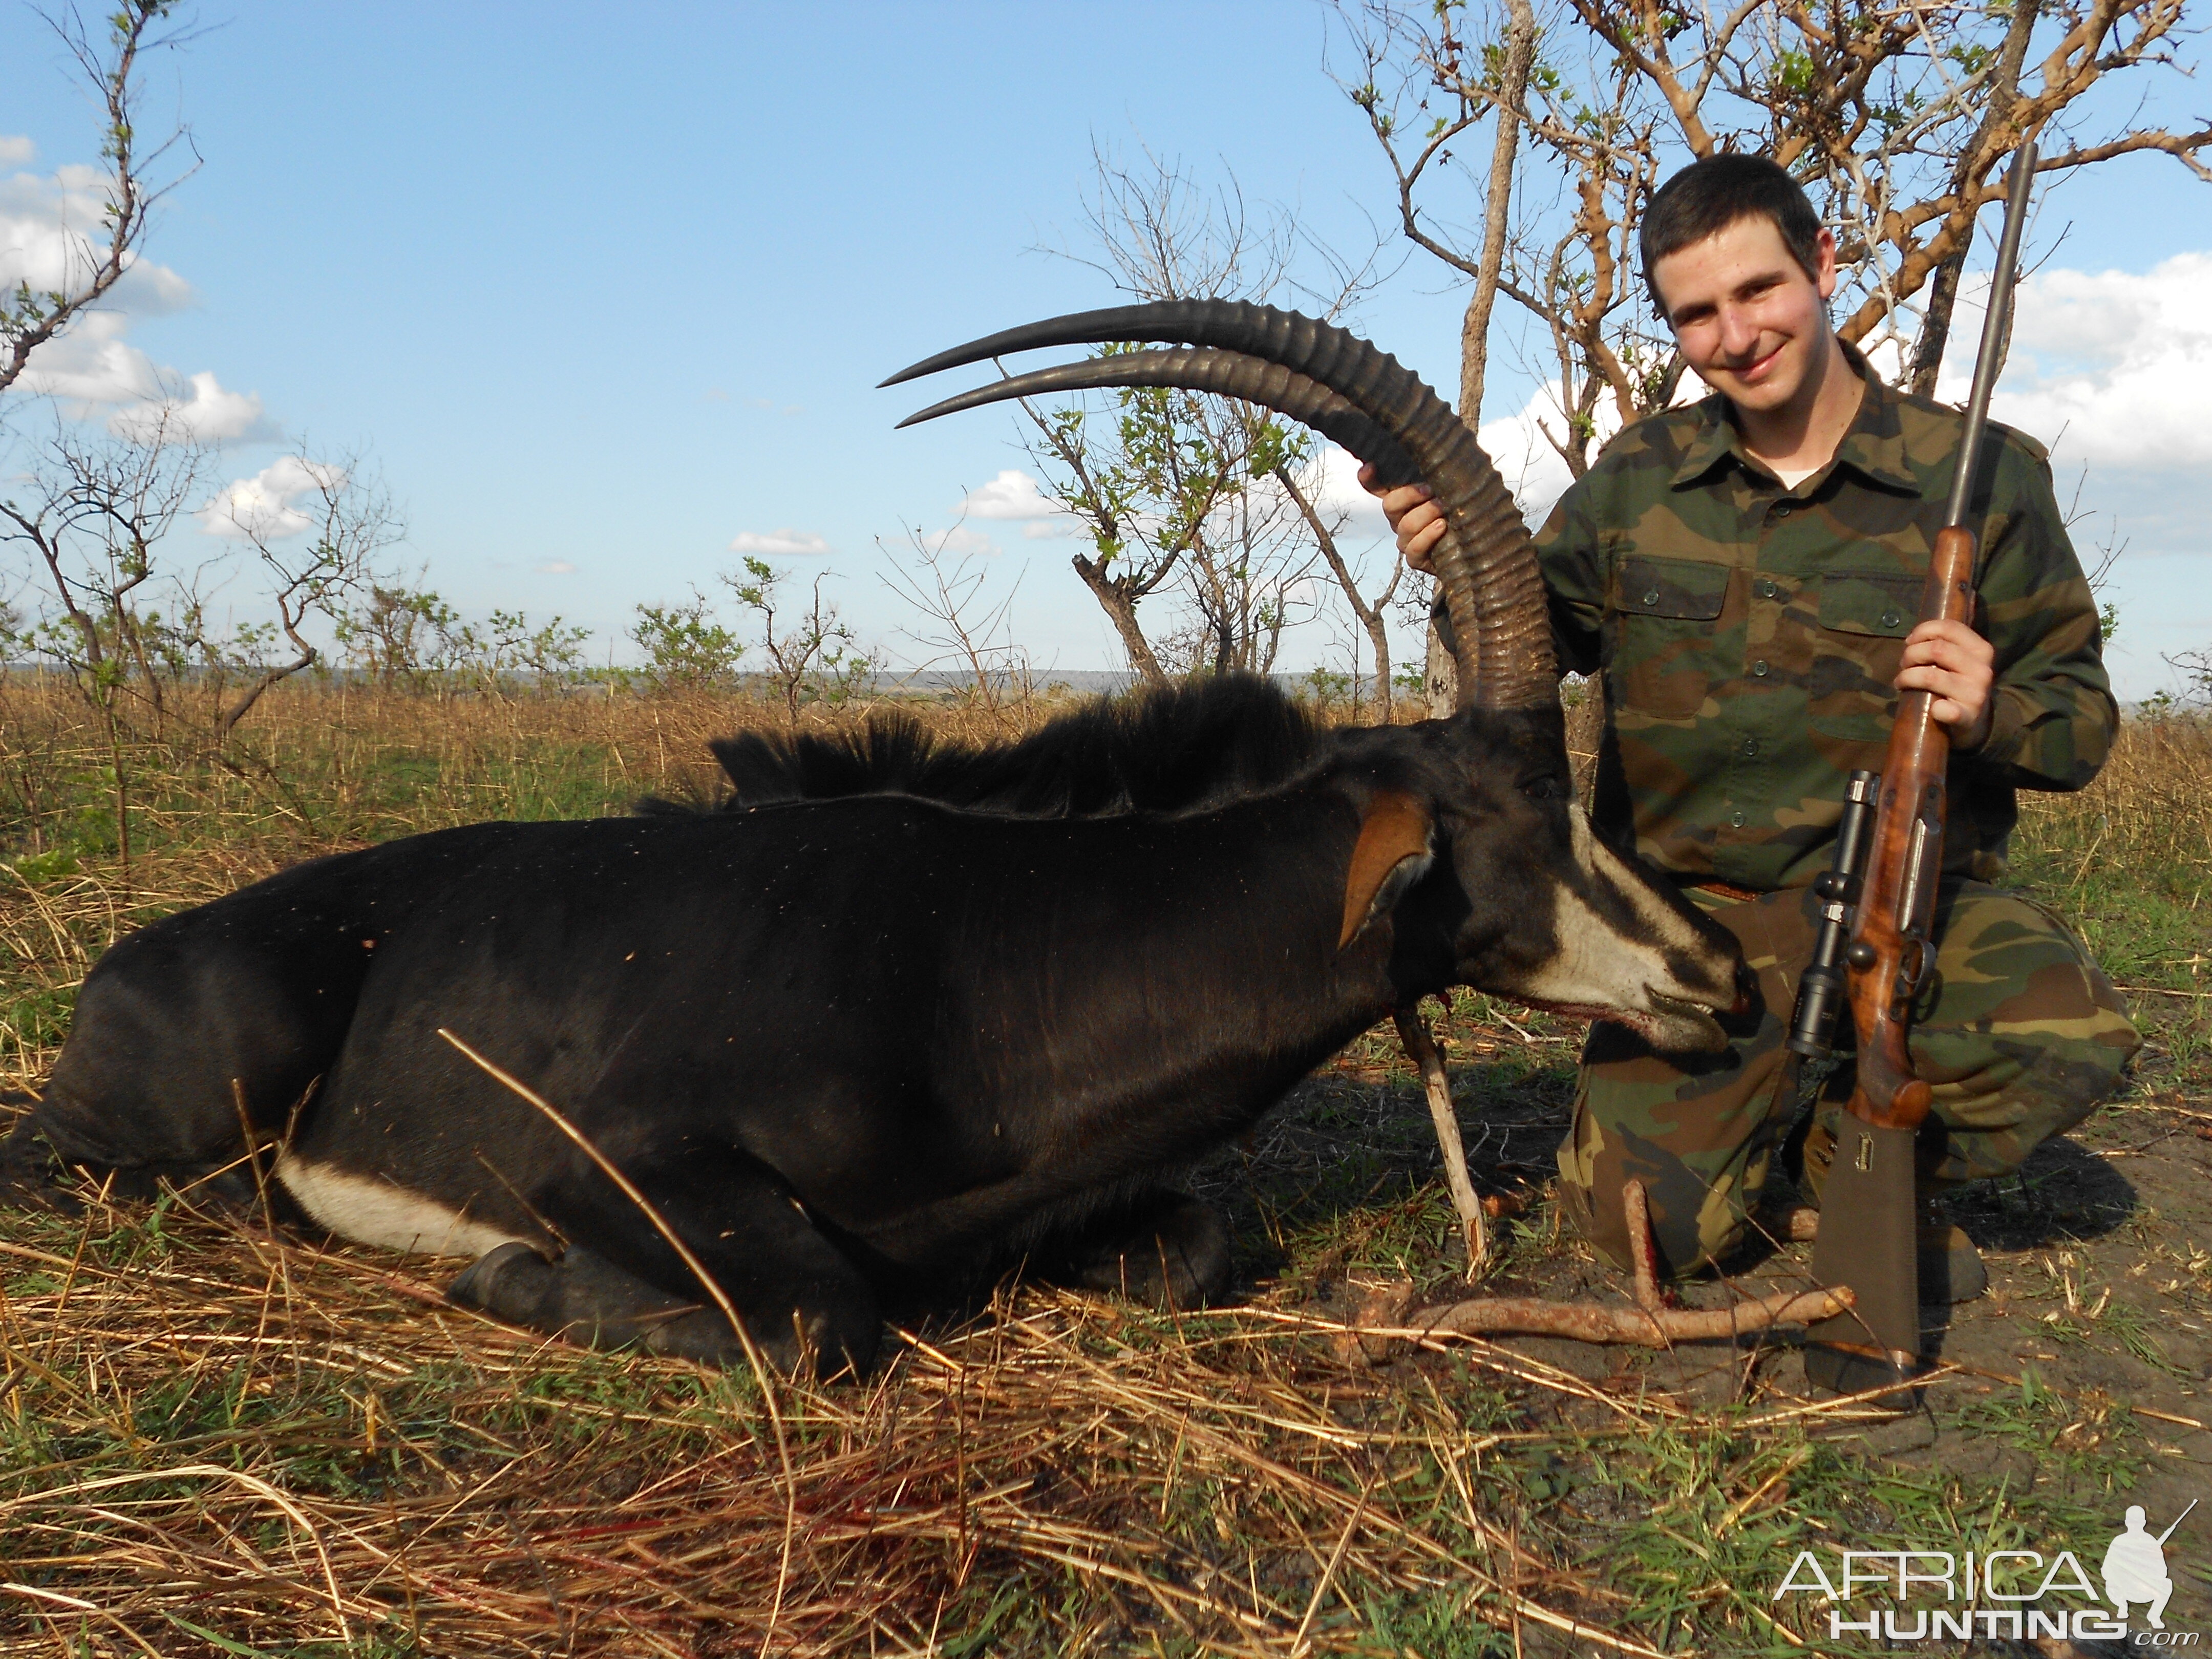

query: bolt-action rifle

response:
[1790,141,2039,1400]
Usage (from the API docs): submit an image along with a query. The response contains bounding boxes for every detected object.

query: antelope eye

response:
[1518,774,1569,803]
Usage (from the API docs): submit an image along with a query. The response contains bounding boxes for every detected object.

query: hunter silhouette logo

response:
[2104,1501,2195,1632]
[1771,1501,2202,1642]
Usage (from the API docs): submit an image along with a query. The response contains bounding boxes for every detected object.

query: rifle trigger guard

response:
[1894,936,1934,1006]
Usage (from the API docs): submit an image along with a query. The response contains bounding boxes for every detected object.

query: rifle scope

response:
[1786,769,1882,1059]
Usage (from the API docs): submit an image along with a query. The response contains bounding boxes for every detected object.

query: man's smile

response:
[1724,338,1787,384]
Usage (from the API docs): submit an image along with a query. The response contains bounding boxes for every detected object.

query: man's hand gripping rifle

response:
[1791,142,2038,1401]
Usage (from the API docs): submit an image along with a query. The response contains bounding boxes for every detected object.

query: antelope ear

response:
[1339,790,1435,949]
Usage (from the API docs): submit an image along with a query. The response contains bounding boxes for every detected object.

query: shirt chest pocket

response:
[1611,555,1730,718]
[1807,571,1921,733]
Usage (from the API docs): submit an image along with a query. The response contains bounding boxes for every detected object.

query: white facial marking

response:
[1513,809,1716,1016]
[276,1152,528,1259]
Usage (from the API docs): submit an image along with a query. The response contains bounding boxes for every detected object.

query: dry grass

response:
[0,678,2207,1655]
[0,1176,1732,1658]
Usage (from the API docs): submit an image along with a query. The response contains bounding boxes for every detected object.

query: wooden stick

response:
[1406,1284,1854,1347]
[1386,1179,1854,1348]
[1623,1177,1665,1312]
[1393,1006,1486,1273]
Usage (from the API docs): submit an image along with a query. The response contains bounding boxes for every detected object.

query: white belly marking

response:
[275,1153,527,1259]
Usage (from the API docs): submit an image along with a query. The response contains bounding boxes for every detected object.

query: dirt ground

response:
[1213,989,2212,1649]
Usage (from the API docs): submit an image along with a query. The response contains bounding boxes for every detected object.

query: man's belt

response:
[1683,878,1768,905]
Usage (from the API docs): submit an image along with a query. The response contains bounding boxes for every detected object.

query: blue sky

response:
[4,2,2207,696]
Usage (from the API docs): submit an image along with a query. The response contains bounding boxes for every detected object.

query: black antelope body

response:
[4,304,1745,1376]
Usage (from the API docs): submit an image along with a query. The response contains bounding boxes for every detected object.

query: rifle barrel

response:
[1942,140,2039,529]
[2157,1497,2198,1545]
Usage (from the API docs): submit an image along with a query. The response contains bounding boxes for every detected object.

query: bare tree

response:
[1018,147,1384,681]
[4,424,401,738]
[1275,463,1402,716]
[206,450,402,734]
[1338,0,1539,427]
[3,2,202,403]
[878,520,1035,726]
[1173,455,1323,679]
[0,404,212,735]
[0,403,208,889]
[1902,0,2045,396]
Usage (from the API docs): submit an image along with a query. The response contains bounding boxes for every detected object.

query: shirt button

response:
[1642,588,1662,606]
[1880,610,1903,628]
[1773,502,1794,517]
[1740,737,1760,759]
[1754,578,1777,599]
[1729,810,1747,828]
[1752,658,1770,677]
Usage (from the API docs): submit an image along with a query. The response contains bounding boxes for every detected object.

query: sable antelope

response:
[4,304,1744,1376]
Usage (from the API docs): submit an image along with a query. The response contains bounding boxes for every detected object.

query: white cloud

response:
[0,137,35,168]
[0,163,192,317]
[919,525,999,557]
[1022,518,1077,540]
[1938,252,2212,472]
[109,369,272,443]
[1300,388,1592,534]
[199,456,344,541]
[730,527,833,556]
[0,156,275,443]
[539,560,578,575]
[1475,396,1589,521]
[958,469,1070,521]
[1304,443,1392,528]
[9,308,161,407]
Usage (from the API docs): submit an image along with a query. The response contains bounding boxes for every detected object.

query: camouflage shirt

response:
[1540,341,2115,892]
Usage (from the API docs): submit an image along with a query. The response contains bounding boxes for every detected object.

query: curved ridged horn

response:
[886,302,1556,710]
[896,347,1420,490]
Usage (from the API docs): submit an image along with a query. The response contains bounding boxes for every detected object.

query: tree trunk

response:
[1907,0,2041,397]
[1907,252,1966,398]
[1363,610,1392,718]
[1072,555,1166,683]
[1459,0,1537,424]
[1424,612,1458,714]
[1432,0,1536,716]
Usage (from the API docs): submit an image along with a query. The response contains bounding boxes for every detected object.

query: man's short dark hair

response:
[1640,155,1824,314]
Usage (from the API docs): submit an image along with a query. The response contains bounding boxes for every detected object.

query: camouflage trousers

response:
[1555,881,2141,1278]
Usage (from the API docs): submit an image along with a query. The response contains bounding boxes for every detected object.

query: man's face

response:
[1650,215,1837,416]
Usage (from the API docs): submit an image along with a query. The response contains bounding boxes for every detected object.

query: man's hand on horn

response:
[1897,619,1996,751]
[1358,463,1446,575]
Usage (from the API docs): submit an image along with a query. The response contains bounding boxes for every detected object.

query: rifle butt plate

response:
[1803,1119,1924,1408]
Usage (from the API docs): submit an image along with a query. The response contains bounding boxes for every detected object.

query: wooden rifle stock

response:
[1803,141,2038,1399]
[1842,522,1977,1138]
